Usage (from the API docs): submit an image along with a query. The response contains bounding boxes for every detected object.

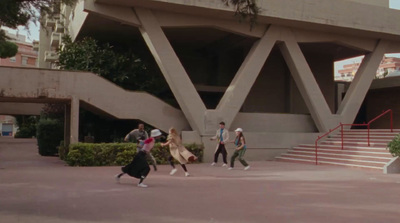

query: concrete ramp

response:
[0,67,190,132]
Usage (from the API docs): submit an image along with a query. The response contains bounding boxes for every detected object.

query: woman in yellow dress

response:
[161,127,197,177]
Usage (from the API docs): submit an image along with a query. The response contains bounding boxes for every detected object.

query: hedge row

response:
[62,142,204,166]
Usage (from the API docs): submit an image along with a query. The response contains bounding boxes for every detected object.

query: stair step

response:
[292,147,393,157]
[287,150,392,162]
[277,128,396,171]
[337,132,399,136]
[320,141,388,148]
[342,129,400,132]
[329,135,395,139]
[324,138,390,143]
[279,154,387,167]
[276,157,383,170]
[300,144,388,152]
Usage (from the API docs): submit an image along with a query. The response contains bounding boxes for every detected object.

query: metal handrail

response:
[314,124,342,165]
[314,109,393,165]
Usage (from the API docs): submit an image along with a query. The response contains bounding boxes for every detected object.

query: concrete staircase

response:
[276,129,400,171]
[0,67,190,132]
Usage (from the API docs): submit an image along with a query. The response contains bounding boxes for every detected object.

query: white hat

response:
[150,129,162,137]
[235,128,243,132]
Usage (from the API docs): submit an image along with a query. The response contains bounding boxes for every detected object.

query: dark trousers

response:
[168,156,187,172]
[230,149,248,168]
[214,143,227,164]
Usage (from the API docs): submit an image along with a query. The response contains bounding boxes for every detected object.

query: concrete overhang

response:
[94,0,400,41]
[370,76,400,90]
[0,103,44,116]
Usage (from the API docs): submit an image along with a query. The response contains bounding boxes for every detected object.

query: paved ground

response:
[1,137,400,223]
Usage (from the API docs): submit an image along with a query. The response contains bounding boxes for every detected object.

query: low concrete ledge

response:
[384,157,400,174]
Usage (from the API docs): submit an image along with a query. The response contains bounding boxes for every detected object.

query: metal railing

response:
[314,109,393,165]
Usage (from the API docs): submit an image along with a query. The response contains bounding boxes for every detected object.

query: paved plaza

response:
[1,137,400,223]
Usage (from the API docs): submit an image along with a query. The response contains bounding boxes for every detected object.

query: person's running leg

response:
[181,164,190,176]
[138,166,150,187]
[238,149,249,167]
[213,144,222,164]
[169,156,178,175]
[230,150,239,168]
[221,144,228,165]
[168,156,175,169]
[147,153,157,171]
[181,164,187,172]
[114,172,125,182]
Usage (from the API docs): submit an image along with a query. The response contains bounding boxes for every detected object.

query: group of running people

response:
[115,122,250,188]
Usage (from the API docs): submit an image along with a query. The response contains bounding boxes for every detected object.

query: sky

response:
[2,0,400,75]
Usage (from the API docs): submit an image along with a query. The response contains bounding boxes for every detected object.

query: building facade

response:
[0,30,38,68]
[337,57,400,81]
[2,0,400,161]
[0,30,39,136]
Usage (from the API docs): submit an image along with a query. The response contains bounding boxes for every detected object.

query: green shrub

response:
[387,134,400,157]
[14,126,36,138]
[65,142,204,166]
[36,118,64,156]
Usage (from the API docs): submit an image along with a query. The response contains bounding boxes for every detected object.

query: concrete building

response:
[0,30,38,68]
[338,57,400,81]
[2,0,400,162]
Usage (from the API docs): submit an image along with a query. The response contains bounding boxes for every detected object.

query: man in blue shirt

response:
[210,121,229,166]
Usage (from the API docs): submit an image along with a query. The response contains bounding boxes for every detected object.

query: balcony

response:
[44,51,59,62]
[45,14,60,28]
[45,17,56,28]
[55,21,65,33]
[32,41,39,51]
[50,32,62,47]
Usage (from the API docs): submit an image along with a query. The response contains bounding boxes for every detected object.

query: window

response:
[9,57,16,62]
[22,56,28,65]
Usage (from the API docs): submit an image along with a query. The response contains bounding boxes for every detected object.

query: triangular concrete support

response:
[338,40,389,124]
[279,28,334,132]
[216,25,279,128]
[135,8,206,134]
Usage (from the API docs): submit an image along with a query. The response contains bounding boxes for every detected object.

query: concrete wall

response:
[103,0,400,39]
[365,88,400,129]
[365,77,400,129]
[68,0,88,41]
[243,49,290,113]
[0,103,43,115]
[232,113,317,132]
[349,0,389,7]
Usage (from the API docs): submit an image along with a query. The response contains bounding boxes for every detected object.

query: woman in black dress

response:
[115,129,162,188]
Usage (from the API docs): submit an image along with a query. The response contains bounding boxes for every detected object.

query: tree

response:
[57,35,174,142]
[0,35,18,58]
[0,0,76,58]
[58,35,154,91]
[222,0,261,29]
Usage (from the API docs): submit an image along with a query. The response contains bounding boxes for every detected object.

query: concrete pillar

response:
[216,25,279,129]
[64,103,71,146]
[70,97,79,144]
[134,8,206,134]
[338,40,389,124]
[279,28,333,132]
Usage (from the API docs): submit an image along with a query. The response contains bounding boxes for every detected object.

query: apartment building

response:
[338,57,400,81]
[0,30,38,68]
[0,30,39,136]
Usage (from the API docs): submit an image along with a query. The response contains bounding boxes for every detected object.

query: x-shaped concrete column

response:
[216,25,279,128]
[337,40,389,124]
[135,8,207,134]
[279,28,334,132]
